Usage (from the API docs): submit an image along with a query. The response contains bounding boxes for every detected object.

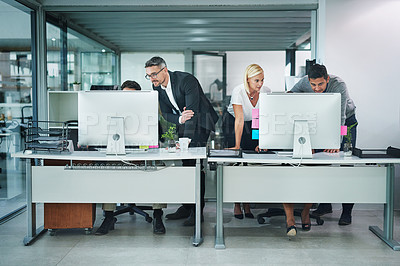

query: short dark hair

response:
[308,64,329,80]
[121,80,141,90]
[145,56,167,68]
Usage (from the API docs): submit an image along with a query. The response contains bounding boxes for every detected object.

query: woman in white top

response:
[226,64,271,219]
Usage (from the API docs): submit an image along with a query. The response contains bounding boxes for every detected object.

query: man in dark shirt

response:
[291,64,358,225]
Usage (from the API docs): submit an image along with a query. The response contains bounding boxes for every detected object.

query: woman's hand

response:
[255,146,268,153]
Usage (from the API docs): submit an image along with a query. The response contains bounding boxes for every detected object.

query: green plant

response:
[344,122,358,144]
[161,125,176,140]
[73,81,81,85]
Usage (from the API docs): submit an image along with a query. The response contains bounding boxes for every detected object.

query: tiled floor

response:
[1,203,400,265]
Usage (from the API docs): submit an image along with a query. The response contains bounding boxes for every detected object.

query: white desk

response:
[208,152,400,250]
[13,147,206,246]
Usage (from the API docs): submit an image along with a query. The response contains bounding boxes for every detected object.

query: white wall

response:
[325,0,400,149]
[295,50,311,76]
[121,52,184,91]
[226,51,286,94]
[325,0,400,209]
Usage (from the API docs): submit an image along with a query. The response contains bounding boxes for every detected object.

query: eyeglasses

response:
[145,67,165,80]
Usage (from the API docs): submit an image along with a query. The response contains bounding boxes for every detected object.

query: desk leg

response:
[369,164,400,251]
[23,159,45,245]
[192,158,203,246]
[215,163,225,249]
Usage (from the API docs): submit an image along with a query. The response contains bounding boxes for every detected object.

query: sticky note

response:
[252,108,259,119]
[252,129,259,140]
[252,118,259,129]
[341,126,347,136]
[149,145,159,149]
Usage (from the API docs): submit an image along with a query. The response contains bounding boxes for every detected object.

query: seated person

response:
[96,80,167,235]
[224,64,271,219]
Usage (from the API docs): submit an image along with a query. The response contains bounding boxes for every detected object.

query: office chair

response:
[113,204,153,223]
[256,204,324,225]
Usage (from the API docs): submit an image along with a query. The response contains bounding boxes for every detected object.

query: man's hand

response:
[180,107,194,124]
[323,149,339,153]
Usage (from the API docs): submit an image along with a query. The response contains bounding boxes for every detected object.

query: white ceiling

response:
[57,10,312,52]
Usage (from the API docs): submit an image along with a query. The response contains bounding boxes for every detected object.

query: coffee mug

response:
[178,137,191,151]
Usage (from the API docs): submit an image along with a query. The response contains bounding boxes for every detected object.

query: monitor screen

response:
[258,93,341,152]
[78,91,159,147]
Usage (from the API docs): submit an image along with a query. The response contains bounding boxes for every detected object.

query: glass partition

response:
[47,23,62,91]
[0,0,33,221]
[67,29,116,91]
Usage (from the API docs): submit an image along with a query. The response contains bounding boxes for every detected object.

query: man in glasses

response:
[145,56,219,227]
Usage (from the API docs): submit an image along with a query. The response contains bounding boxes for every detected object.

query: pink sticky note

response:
[341,126,347,136]
[252,118,259,129]
[252,108,259,119]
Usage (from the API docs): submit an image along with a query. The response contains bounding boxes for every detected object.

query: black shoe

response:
[165,206,191,220]
[302,223,311,231]
[338,212,352,225]
[312,203,333,217]
[182,211,204,226]
[245,212,254,219]
[286,225,297,237]
[234,213,244,219]
[153,209,166,234]
[95,217,117,235]
[153,217,166,234]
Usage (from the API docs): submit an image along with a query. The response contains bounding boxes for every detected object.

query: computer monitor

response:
[78,91,159,154]
[258,93,341,158]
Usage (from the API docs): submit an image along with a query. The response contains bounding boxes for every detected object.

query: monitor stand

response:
[292,120,312,159]
[106,117,126,155]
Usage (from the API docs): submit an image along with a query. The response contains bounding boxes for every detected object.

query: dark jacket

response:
[153,71,219,139]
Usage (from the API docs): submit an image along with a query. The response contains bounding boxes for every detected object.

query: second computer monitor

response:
[258,93,341,158]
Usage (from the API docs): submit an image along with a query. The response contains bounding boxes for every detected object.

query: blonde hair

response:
[243,64,264,94]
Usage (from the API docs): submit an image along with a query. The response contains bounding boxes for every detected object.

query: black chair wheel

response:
[146,217,153,223]
[257,216,265,224]
[316,218,324,225]
[49,229,56,236]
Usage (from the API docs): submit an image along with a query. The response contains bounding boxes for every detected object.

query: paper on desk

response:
[341,126,347,136]
[252,129,259,140]
[252,118,259,129]
[252,108,259,119]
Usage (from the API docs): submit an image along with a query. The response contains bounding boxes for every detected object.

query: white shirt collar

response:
[161,76,171,90]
